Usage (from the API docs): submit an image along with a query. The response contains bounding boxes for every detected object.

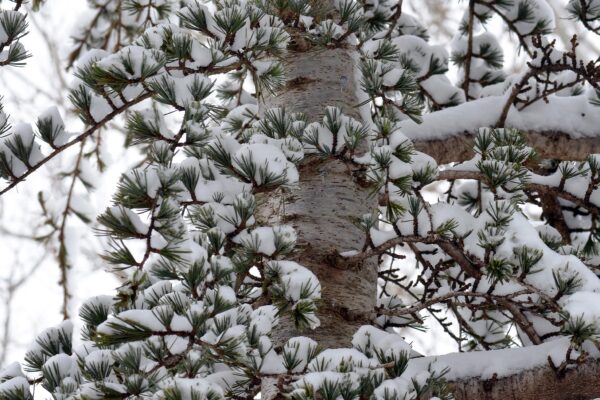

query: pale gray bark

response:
[259,45,377,348]
[407,339,600,400]
[258,44,378,399]
[451,359,600,400]
[263,47,361,120]
[413,131,600,164]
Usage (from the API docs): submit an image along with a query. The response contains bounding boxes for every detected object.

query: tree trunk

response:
[257,35,379,398]
[259,46,377,349]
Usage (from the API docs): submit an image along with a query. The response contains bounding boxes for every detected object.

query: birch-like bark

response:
[257,42,378,399]
[259,46,377,348]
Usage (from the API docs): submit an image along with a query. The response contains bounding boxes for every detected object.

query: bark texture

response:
[256,15,600,400]
[259,45,377,348]
[266,46,361,120]
[451,358,600,400]
[258,158,377,346]
[258,45,377,399]
[413,130,600,164]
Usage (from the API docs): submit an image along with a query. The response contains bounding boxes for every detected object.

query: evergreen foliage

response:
[1,0,600,399]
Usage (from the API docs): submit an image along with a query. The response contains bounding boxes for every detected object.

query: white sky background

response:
[0,0,129,367]
[0,0,599,375]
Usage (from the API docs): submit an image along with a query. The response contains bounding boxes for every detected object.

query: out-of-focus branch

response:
[0,253,45,367]
[55,140,87,320]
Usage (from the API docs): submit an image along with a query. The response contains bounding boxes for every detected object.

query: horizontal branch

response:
[438,170,600,216]
[400,95,600,164]
[413,130,600,164]
[408,337,600,400]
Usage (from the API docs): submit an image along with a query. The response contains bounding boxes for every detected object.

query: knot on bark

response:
[322,301,375,323]
[325,248,363,270]
[287,29,312,52]
[483,373,498,392]
[286,75,319,89]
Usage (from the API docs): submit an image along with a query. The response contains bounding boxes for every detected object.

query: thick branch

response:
[411,129,600,164]
[405,338,600,400]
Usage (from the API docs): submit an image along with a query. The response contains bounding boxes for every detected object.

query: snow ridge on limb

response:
[403,94,600,163]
